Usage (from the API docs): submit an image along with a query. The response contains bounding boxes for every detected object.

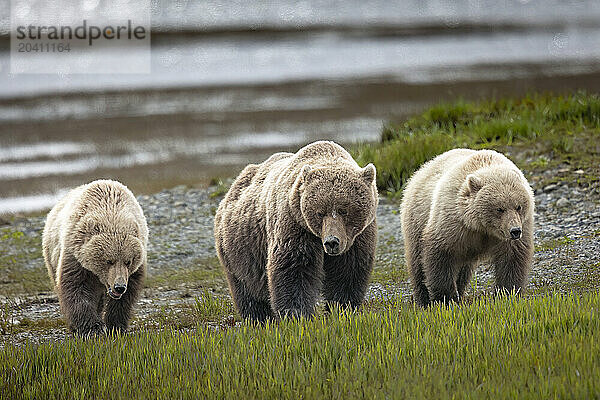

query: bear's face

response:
[462,169,533,241]
[75,215,145,299]
[299,164,377,255]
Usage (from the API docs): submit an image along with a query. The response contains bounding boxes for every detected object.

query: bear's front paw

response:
[74,322,107,338]
[277,307,312,319]
[106,323,128,335]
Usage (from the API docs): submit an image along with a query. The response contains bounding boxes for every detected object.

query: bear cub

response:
[400,149,534,306]
[42,179,148,336]
[214,141,378,320]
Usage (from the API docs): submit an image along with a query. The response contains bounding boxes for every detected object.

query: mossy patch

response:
[535,236,575,252]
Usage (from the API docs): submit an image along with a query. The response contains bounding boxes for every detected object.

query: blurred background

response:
[1,0,600,214]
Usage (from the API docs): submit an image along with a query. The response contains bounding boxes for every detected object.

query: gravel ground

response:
[1,165,599,344]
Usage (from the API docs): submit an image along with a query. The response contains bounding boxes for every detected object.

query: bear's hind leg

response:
[227,273,273,322]
[105,267,144,333]
[412,267,431,307]
[323,222,376,310]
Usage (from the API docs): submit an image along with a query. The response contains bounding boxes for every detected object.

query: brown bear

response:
[42,179,148,335]
[214,141,378,320]
[400,149,534,306]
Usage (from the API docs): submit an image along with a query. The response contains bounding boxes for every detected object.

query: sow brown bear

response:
[214,141,378,320]
[401,149,534,306]
[42,180,148,335]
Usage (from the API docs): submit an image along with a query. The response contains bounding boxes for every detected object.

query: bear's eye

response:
[317,212,325,219]
[496,208,505,213]
[106,260,115,266]
[337,208,348,216]
[516,205,522,211]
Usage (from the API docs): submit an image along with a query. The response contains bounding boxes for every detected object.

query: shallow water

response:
[1,1,600,214]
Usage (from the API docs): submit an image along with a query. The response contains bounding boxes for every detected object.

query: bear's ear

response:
[132,221,141,237]
[466,174,483,195]
[300,164,312,183]
[362,163,376,184]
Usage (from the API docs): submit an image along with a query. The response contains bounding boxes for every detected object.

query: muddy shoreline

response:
[2,68,600,206]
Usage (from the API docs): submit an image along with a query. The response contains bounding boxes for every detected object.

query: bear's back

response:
[222,152,293,206]
[77,180,148,242]
[294,140,355,165]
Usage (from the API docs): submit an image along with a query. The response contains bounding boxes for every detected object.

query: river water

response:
[1,0,600,214]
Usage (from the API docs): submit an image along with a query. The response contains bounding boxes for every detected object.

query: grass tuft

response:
[138,290,236,330]
[354,91,600,196]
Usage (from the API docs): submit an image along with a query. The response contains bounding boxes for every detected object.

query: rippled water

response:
[1,1,600,214]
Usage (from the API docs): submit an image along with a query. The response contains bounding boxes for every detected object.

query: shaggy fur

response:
[400,149,534,307]
[214,141,378,320]
[42,180,148,336]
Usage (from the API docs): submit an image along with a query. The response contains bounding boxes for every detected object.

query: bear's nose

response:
[510,227,522,240]
[113,283,127,295]
[324,236,340,254]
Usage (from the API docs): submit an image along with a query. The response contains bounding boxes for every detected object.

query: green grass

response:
[353,92,600,196]
[0,227,50,296]
[136,290,236,330]
[2,292,599,399]
[208,177,232,199]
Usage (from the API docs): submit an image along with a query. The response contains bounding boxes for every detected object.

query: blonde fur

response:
[401,149,534,306]
[42,179,148,335]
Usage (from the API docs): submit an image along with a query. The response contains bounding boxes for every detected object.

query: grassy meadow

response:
[1,293,599,399]
[2,92,600,398]
[354,91,600,196]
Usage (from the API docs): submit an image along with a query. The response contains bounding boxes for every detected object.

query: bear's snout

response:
[107,271,128,299]
[108,282,127,299]
[510,227,522,240]
[323,235,340,255]
[113,282,127,295]
[321,214,346,255]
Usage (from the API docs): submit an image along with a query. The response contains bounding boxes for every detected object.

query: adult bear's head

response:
[74,212,146,299]
[296,163,378,255]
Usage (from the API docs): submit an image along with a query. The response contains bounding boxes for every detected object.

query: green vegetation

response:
[1,317,65,335]
[2,292,599,399]
[354,92,600,196]
[208,177,231,199]
[535,236,575,252]
[137,290,236,330]
[0,227,50,296]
